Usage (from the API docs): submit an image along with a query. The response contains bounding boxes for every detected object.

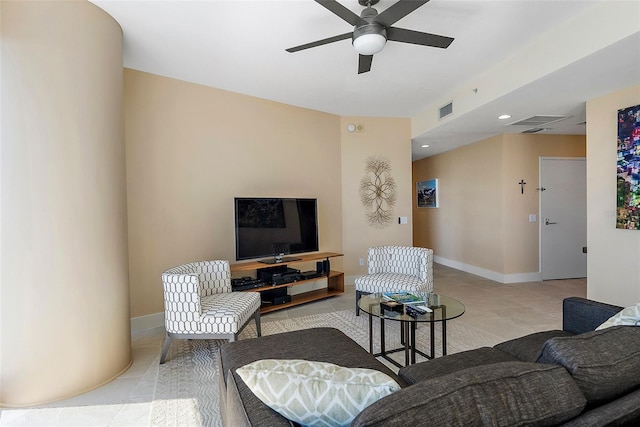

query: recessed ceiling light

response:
[421,144,430,148]
[498,114,511,120]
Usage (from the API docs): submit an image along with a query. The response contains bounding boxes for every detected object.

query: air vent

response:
[522,127,546,134]
[509,115,567,127]
[439,102,453,119]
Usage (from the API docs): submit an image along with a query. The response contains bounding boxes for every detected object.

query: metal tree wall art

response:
[360,157,397,227]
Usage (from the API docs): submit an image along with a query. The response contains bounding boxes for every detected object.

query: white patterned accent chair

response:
[160,260,261,364]
[355,246,434,315]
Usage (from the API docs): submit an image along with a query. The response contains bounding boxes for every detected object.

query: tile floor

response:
[0,264,586,426]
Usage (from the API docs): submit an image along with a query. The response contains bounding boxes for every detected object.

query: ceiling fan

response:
[286,0,454,74]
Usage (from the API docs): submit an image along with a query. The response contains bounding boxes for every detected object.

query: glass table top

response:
[358,293,465,323]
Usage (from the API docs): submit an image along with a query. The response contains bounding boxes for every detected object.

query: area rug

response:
[149,308,504,426]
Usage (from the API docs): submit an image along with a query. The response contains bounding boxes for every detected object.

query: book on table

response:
[382,291,425,304]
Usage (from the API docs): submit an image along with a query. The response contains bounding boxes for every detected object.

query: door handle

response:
[545,218,557,225]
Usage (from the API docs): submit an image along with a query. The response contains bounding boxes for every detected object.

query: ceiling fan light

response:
[353,33,386,55]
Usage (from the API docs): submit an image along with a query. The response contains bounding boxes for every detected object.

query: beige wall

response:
[1,0,131,406]
[125,71,413,320]
[413,133,585,281]
[413,135,505,275]
[340,117,413,282]
[586,84,640,306]
[125,70,345,318]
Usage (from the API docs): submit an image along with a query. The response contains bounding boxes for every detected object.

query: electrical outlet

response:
[359,258,364,266]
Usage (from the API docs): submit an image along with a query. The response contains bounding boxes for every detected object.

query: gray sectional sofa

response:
[217,297,640,426]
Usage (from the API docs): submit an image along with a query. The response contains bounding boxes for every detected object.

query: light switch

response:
[529,214,537,222]
[399,216,408,225]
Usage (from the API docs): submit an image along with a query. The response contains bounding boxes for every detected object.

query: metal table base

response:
[367,305,448,368]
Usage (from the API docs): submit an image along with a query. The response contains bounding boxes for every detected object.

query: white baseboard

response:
[434,256,541,284]
[502,271,543,283]
[130,312,164,332]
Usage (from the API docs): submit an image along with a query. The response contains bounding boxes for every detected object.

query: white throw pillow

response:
[596,302,640,330]
[236,359,400,427]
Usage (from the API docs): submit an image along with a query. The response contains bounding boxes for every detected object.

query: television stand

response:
[230,252,344,314]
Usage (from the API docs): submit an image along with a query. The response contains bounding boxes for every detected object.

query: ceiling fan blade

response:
[315,0,367,26]
[375,0,430,27]
[358,54,373,74]
[387,27,454,49]
[286,32,353,53]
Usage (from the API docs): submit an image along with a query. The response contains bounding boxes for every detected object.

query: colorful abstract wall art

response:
[617,104,640,230]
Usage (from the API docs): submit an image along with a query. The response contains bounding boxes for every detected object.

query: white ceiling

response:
[90,0,640,160]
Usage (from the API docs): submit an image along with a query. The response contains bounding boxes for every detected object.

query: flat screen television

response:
[234,197,319,263]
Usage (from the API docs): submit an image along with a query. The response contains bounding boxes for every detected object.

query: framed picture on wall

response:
[616,104,640,230]
[417,179,438,208]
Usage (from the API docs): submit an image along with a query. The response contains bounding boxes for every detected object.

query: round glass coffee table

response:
[358,293,465,367]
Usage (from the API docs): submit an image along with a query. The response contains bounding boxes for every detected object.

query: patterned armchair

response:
[160,260,261,364]
[355,246,434,315]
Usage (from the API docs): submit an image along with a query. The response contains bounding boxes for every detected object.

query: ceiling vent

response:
[522,127,547,134]
[508,115,567,127]
[439,102,453,120]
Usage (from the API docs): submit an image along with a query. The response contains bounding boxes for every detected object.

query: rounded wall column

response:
[1,1,131,406]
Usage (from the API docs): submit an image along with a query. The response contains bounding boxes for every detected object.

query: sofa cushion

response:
[398,346,518,384]
[596,302,640,330]
[560,387,640,427]
[352,361,586,427]
[236,359,400,427]
[537,325,640,405]
[494,330,574,362]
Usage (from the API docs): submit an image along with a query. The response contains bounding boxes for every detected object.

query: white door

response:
[540,158,587,280]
